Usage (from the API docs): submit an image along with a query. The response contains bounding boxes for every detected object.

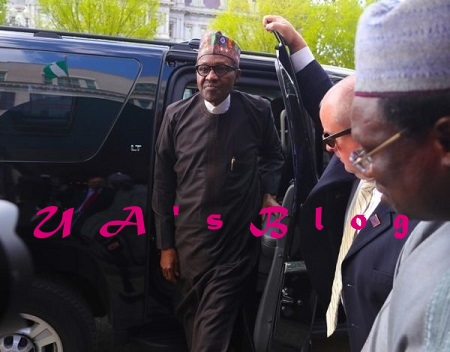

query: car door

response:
[253,32,321,352]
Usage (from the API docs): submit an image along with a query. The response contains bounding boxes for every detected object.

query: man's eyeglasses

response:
[322,128,352,148]
[195,64,237,77]
[350,131,403,174]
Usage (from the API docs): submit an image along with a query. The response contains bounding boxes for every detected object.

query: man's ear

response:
[436,117,450,149]
[435,116,450,166]
[234,69,241,84]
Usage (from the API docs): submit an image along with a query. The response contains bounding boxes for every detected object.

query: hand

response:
[261,193,280,221]
[160,248,179,283]
[262,15,308,54]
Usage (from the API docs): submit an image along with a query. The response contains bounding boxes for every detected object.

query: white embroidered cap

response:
[354,0,450,97]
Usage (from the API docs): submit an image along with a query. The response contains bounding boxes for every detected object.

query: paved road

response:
[95,318,149,352]
[95,318,349,352]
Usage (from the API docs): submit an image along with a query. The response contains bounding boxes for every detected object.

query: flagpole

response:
[64,55,71,87]
[64,56,70,78]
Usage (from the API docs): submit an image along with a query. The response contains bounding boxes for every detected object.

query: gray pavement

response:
[95,317,149,352]
[95,317,349,352]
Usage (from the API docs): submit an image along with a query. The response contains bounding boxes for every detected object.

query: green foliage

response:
[37,0,160,39]
[0,0,7,25]
[210,0,376,68]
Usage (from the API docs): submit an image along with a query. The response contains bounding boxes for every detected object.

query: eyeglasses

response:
[195,64,237,77]
[350,131,403,174]
[322,128,352,148]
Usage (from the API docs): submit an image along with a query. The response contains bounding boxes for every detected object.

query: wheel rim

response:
[0,313,63,352]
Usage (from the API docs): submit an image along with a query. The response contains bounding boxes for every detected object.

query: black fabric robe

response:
[152,91,284,351]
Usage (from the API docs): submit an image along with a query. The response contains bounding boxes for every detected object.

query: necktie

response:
[326,180,376,336]
[81,190,99,212]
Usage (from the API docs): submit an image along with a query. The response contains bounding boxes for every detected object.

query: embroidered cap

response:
[354,0,450,97]
[197,31,241,66]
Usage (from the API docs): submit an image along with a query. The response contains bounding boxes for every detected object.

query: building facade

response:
[4,0,228,42]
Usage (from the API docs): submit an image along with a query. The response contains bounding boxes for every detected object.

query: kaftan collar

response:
[204,94,230,114]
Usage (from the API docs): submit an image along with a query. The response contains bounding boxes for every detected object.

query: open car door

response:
[253,32,321,352]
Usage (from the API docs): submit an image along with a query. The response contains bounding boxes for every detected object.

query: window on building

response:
[169,22,174,38]
[134,83,157,94]
[0,92,15,110]
[204,0,220,8]
[43,77,97,89]
[185,25,193,39]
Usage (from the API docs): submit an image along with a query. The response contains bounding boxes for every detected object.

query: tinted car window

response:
[0,49,141,162]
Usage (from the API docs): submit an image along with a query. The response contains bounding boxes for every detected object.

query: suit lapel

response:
[347,179,360,203]
[307,156,356,199]
[345,203,394,258]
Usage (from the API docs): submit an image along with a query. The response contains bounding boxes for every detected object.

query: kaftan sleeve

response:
[258,101,285,196]
[152,107,177,249]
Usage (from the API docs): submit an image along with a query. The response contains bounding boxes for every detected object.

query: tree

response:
[210,0,376,68]
[0,0,7,25]
[37,0,160,39]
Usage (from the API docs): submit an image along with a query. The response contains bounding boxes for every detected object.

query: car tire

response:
[0,278,96,352]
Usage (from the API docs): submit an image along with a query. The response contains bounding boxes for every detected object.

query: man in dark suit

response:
[61,176,115,231]
[75,177,114,215]
[263,16,419,352]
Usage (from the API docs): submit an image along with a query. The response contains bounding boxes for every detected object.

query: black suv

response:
[0,27,352,352]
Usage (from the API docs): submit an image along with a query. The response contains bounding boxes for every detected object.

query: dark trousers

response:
[175,262,256,352]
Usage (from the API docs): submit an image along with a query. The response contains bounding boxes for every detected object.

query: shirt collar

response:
[204,95,230,114]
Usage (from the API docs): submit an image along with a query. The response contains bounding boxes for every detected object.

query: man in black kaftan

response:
[152,31,284,352]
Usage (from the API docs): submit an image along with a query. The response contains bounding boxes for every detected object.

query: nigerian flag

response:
[43,60,69,79]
